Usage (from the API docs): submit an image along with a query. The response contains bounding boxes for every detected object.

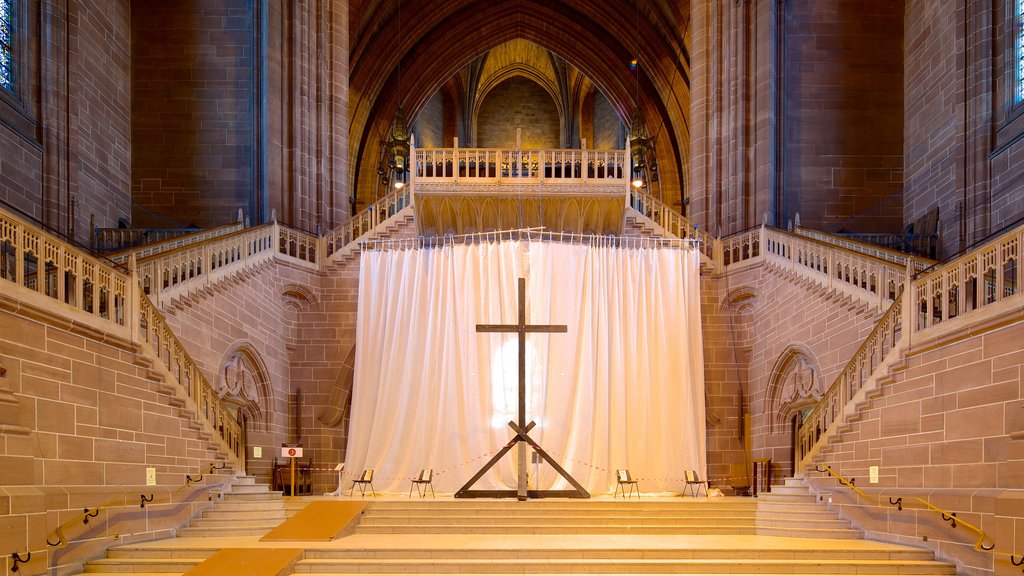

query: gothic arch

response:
[765,344,824,434]
[281,284,321,313]
[722,286,758,314]
[216,341,274,432]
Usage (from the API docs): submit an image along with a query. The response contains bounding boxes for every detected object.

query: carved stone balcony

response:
[410,146,629,236]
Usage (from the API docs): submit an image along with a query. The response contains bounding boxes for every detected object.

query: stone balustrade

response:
[107,221,244,265]
[911,223,1019,332]
[797,220,1024,467]
[413,147,627,185]
[795,226,933,272]
[1,206,130,328]
[137,293,244,461]
[627,188,716,263]
[137,224,277,307]
[324,186,412,259]
[725,226,906,312]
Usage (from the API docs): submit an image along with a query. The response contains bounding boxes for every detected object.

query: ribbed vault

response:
[350,0,690,212]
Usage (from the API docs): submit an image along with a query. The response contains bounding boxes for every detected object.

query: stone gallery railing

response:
[723,225,906,311]
[1,206,130,328]
[795,226,932,272]
[413,147,628,184]
[797,290,904,462]
[911,223,1020,332]
[137,224,277,307]
[136,292,243,461]
[797,220,1024,466]
[627,188,716,263]
[107,221,245,265]
[324,186,412,258]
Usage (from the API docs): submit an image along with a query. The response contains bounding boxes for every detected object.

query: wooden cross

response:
[455,277,590,500]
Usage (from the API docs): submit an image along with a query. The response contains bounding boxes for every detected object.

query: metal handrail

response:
[814,465,1022,569]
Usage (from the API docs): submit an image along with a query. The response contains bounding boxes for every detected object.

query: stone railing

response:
[324,186,412,259]
[627,188,716,263]
[0,204,245,468]
[413,147,628,184]
[137,224,278,307]
[136,293,244,461]
[797,290,904,462]
[911,222,1020,332]
[1,206,130,329]
[107,222,245,265]
[761,227,905,311]
[796,221,1024,466]
[277,223,321,267]
[795,227,933,272]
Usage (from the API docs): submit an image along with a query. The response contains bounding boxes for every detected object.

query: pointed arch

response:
[765,343,823,434]
[216,341,274,432]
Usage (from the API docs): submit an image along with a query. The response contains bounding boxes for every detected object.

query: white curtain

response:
[345,239,705,495]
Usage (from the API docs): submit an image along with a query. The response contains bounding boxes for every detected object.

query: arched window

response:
[0,0,14,93]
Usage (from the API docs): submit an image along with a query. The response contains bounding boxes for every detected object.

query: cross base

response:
[455,420,590,500]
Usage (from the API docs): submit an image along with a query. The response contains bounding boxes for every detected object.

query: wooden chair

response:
[614,469,640,499]
[349,469,376,497]
[409,468,435,498]
[684,470,708,497]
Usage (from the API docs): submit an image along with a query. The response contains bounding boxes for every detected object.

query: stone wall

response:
[905,2,1024,257]
[476,76,560,149]
[702,258,882,486]
[807,319,1024,576]
[0,0,131,243]
[0,295,234,576]
[413,90,445,149]
[781,0,904,234]
[131,0,256,229]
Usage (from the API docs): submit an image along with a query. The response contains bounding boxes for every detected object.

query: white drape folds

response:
[345,239,705,495]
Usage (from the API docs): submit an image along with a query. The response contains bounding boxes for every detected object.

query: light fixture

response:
[379,106,410,191]
[629,106,655,190]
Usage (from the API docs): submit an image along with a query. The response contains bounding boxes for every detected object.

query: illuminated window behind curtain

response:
[1018,0,1024,103]
[0,0,13,92]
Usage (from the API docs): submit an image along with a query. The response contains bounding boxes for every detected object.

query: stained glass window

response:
[0,0,13,93]
[1017,0,1024,103]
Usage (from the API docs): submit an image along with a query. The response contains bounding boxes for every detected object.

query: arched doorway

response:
[765,345,825,477]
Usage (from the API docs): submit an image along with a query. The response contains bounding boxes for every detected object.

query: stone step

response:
[756,526,864,539]
[84,558,204,573]
[766,485,810,496]
[200,508,287,520]
[294,557,954,574]
[755,517,853,530]
[304,547,935,562]
[107,547,218,560]
[354,524,758,535]
[187,517,284,528]
[755,509,841,521]
[204,499,286,511]
[756,492,818,503]
[755,500,830,512]
[783,477,806,487]
[360,514,755,526]
[365,501,756,510]
[222,490,283,501]
[232,475,257,486]
[363,507,756,517]
[174,526,273,538]
[229,483,272,494]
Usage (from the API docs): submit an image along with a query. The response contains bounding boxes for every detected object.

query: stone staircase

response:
[330,206,418,266]
[756,477,861,539]
[78,492,958,576]
[175,476,286,538]
[354,499,756,535]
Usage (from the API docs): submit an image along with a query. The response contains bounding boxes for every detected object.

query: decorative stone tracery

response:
[766,344,824,434]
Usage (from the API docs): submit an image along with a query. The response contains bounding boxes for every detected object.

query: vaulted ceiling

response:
[348,0,691,210]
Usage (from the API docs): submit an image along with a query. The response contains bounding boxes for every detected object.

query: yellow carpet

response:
[183,548,302,576]
[260,501,368,542]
